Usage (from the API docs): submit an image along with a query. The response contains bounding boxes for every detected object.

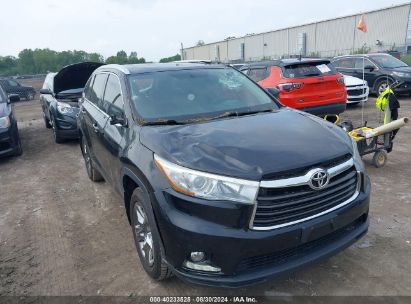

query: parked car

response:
[0,79,36,101]
[240,59,347,116]
[40,62,104,143]
[0,86,22,158]
[332,53,411,95]
[78,63,370,287]
[343,75,369,105]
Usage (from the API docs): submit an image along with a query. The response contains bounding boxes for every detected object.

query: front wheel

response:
[50,114,64,143]
[375,79,392,96]
[130,188,172,281]
[14,135,23,156]
[43,112,52,129]
[26,92,35,101]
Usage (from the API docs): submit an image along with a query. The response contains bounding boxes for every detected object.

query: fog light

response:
[190,251,205,262]
[183,260,221,273]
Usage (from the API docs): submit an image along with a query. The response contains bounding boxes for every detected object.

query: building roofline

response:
[183,2,411,50]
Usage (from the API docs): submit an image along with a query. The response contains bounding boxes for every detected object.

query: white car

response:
[344,75,369,104]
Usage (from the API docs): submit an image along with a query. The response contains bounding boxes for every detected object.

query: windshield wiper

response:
[143,119,186,126]
[237,109,273,116]
[208,109,273,121]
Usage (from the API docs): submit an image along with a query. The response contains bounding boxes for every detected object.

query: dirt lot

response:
[0,97,410,297]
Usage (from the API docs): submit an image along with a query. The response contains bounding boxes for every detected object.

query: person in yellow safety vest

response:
[376,85,400,138]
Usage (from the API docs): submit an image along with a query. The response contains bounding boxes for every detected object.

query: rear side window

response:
[102,74,124,116]
[353,58,375,69]
[88,73,107,108]
[332,58,354,69]
[248,68,268,82]
[283,61,337,78]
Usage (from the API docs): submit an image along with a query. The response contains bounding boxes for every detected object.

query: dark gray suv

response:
[77,62,370,287]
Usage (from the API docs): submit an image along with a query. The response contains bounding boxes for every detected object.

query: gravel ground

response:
[0,98,410,297]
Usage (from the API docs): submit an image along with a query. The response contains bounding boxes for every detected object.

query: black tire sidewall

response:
[130,187,164,279]
[376,79,391,95]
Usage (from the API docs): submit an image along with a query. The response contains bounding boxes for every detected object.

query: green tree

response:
[159,54,181,63]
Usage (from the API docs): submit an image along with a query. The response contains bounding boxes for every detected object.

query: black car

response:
[0,86,22,158]
[78,63,370,287]
[332,53,411,95]
[40,62,104,143]
[0,78,36,101]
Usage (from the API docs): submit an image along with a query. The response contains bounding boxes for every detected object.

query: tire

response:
[14,136,23,156]
[43,112,52,129]
[372,150,387,168]
[50,114,64,144]
[26,92,35,101]
[81,137,104,182]
[375,79,392,96]
[130,187,172,281]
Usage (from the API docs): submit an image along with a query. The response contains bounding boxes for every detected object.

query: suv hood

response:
[140,109,353,180]
[344,75,366,86]
[388,66,411,73]
[54,62,104,94]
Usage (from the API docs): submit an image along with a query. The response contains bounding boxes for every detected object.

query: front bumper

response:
[392,80,411,94]
[152,175,371,287]
[346,86,369,104]
[54,110,80,139]
[0,122,20,157]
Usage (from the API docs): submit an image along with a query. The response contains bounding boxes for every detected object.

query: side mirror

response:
[8,94,20,103]
[266,88,280,99]
[109,114,127,126]
[40,88,53,95]
[364,65,375,72]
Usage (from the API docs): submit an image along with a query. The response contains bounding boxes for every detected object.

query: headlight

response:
[154,155,259,204]
[392,71,411,78]
[0,116,11,128]
[351,137,364,172]
[57,102,73,114]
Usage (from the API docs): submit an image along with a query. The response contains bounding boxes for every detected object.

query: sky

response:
[1,0,408,61]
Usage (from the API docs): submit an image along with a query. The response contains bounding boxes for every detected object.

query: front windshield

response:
[128,67,278,123]
[371,55,408,68]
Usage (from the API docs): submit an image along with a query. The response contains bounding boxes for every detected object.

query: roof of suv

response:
[333,53,392,59]
[241,58,330,68]
[97,62,226,75]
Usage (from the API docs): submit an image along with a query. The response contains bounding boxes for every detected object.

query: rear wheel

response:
[81,137,103,182]
[130,187,172,280]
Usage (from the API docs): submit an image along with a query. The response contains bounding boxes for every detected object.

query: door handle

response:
[92,123,100,133]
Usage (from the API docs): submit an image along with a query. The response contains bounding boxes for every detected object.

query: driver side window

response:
[102,74,124,117]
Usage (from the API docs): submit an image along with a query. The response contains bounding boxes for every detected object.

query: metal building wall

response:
[183,3,411,62]
[263,29,289,58]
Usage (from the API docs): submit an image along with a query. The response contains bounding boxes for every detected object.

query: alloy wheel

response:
[378,82,389,95]
[133,204,154,267]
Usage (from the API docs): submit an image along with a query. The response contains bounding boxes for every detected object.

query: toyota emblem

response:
[309,169,329,190]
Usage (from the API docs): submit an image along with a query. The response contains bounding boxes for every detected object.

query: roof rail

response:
[101,64,130,74]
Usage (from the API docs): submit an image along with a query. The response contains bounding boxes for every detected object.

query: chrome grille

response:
[252,158,360,230]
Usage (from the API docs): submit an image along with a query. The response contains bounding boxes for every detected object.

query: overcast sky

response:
[1,0,408,61]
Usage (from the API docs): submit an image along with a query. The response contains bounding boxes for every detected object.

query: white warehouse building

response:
[182,3,411,63]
